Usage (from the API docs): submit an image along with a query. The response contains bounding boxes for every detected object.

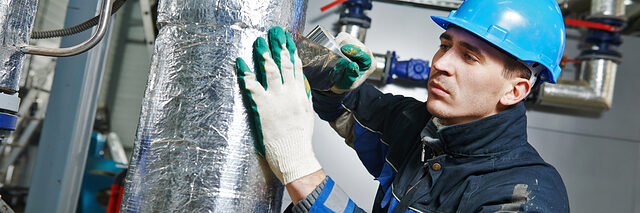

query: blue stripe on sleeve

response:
[309,178,336,213]
[344,199,355,213]
[352,122,388,177]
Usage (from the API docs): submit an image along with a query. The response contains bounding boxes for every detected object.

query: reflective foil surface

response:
[121,0,308,212]
[0,0,37,93]
[542,59,618,109]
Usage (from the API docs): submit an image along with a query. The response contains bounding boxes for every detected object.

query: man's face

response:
[426,26,512,125]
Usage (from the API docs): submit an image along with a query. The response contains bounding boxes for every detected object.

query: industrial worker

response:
[236,0,569,212]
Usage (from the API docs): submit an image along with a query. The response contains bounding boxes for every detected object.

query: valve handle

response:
[321,0,348,12]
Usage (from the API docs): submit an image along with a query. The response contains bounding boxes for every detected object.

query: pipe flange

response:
[0,92,19,113]
[383,51,395,84]
[577,53,622,63]
[586,15,627,22]
[339,17,371,28]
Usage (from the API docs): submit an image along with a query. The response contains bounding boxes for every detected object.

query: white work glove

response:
[330,32,377,94]
[236,26,321,184]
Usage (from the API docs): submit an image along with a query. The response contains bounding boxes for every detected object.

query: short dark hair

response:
[500,51,532,80]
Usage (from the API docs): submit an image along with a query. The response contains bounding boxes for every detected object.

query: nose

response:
[431,50,455,77]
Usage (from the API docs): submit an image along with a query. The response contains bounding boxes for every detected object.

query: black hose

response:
[30,0,127,39]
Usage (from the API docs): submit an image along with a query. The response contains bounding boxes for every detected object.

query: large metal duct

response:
[539,0,625,110]
[0,0,38,142]
[120,0,308,212]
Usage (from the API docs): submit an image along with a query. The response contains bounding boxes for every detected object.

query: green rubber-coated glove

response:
[330,32,376,94]
[236,26,321,184]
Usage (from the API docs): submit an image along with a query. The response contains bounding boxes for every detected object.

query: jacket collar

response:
[423,102,528,156]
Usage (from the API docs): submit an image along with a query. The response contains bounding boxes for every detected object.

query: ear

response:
[499,78,531,106]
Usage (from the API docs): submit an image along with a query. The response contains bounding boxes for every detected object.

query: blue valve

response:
[581,18,624,58]
[341,0,372,22]
[340,0,373,28]
[387,51,430,84]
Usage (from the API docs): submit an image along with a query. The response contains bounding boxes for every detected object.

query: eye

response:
[439,44,450,51]
[464,53,478,62]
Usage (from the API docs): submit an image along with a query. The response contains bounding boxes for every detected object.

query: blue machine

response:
[77,133,127,213]
[386,51,430,84]
[0,93,20,144]
[378,51,431,85]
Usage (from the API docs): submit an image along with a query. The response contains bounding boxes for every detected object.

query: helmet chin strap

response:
[521,61,546,86]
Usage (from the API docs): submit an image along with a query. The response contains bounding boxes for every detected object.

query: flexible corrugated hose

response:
[30,0,127,39]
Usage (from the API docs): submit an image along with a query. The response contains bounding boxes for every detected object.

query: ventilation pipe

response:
[0,0,38,143]
[120,0,308,212]
[536,0,626,110]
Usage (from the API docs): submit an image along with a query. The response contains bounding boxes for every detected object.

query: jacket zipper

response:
[405,174,428,195]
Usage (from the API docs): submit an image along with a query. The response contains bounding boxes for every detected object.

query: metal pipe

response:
[21,0,113,57]
[590,0,626,18]
[369,52,390,82]
[341,24,368,43]
[338,0,372,43]
[539,0,625,110]
[0,0,38,144]
[0,0,38,94]
[540,58,617,109]
[120,0,308,212]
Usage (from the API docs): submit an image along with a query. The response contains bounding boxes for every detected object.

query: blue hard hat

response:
[431,0,566,83]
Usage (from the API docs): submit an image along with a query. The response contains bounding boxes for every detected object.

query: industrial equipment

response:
[0,0,122,212]
[535,0,628,110]
[0,0,638,212]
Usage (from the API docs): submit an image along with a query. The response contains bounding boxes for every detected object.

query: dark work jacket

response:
[292,83,569,213]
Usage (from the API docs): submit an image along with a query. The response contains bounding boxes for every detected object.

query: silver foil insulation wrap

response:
[0,0,37,93]
[121,0,308,212]
[541,59,618,109]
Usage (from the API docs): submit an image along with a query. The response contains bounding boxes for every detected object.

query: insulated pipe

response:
[539,0,625,110]
[0,0,38,94]
[589,0,626,18]
[540,57,618,109]
[0,0,38,142]
[120,0,308,212]
[21,0,114,57]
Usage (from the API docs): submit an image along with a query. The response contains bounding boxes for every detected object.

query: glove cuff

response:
[264,130,321,184]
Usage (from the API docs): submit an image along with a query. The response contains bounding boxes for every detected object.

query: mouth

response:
[428,80,450,96]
